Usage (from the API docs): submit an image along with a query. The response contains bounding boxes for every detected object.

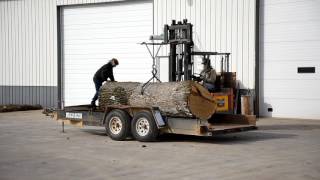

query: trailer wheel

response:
[131,111,159,142]
[104,109,131,141]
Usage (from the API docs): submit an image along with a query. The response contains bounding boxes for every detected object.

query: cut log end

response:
[188,82,217,120]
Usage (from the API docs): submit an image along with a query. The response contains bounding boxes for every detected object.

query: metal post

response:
[226,54,230,72]
[254,0,260,117]
[62,121,65,133]
[57,7,63,109]
[169,44,176,81]
[184,43,192,80]
[221,56,224,73]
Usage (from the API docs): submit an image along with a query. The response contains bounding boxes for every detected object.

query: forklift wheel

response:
[131,111,159,142]
[104,109,131,141]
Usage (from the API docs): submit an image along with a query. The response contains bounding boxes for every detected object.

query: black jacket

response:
[93,62,115,82]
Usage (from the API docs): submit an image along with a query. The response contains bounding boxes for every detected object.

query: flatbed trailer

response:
[52,105,257,142]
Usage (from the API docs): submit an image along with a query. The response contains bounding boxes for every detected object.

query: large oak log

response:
[98,81,216,120]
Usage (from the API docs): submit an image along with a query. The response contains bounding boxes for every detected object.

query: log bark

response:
[98,81,216,120]
[99,82,140,106]
[0,104,42,112]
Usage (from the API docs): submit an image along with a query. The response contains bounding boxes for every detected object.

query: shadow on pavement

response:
[79,127,298,144]
[81,128,107,136]
[157,131,297,144]
[258,124,320,131]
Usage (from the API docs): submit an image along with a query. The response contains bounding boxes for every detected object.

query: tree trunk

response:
[99,82,140,107]
[98,81,216,120]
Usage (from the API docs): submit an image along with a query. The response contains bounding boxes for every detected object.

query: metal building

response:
[0,0,319,120]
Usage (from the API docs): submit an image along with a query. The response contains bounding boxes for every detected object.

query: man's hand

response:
[192,75,202,82]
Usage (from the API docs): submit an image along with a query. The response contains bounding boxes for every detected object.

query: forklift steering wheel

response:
[191,74,202,82]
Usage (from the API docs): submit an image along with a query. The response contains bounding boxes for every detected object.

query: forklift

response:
[49,19,256,142]
[157,19,237,115]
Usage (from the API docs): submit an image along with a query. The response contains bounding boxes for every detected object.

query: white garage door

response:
[260,0,320,119]
[63,1,152,106]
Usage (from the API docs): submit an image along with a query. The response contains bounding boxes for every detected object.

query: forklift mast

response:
[163,19,231,82]
[164,19,193,81]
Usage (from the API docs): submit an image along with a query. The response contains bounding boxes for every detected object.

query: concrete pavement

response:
[0,110,319,180]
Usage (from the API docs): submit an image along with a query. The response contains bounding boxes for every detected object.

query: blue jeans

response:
[203,82,215,92]
[91,78,103,104]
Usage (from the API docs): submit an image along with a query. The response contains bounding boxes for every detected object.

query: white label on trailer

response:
[66,112,82,119]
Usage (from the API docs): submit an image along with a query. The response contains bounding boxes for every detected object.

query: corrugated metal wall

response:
[0,0,58,107]
[0,0,148,108]
[56,0,127,6]
[154,0,256,89]
[0,0,256,108]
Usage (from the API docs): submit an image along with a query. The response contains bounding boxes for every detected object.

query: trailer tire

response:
[131,111,159,142]
[104,109,131,141]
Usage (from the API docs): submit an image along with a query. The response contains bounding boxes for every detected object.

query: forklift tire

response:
[104,109,131,141]
[131,111,159,142]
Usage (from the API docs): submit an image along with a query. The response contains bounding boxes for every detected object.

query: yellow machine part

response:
[213,95,229,112]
